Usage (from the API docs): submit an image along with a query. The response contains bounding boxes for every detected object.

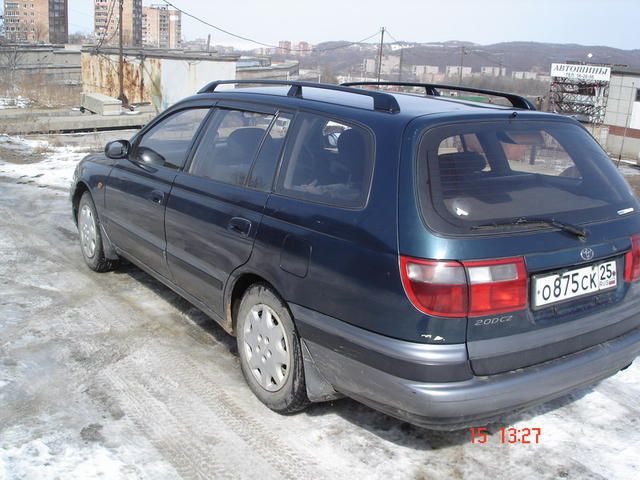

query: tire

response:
[77,191,119,273]
[236,283,309,413]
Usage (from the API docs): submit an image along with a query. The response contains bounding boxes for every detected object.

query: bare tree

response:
[0,46,25,94]
[33,21,49,44]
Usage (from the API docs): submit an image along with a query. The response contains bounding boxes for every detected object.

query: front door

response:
[165,106,293,315]
[104,107,210,278]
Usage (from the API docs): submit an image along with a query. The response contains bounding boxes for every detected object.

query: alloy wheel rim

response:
[79,204,97,258]
[243,304,291,392]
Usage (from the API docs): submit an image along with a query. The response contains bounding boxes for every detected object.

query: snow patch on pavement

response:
[0,436,128,480]
[0,135,90,190]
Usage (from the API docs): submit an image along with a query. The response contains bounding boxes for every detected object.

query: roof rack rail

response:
[341,81,536,110]
[197,80,401,113]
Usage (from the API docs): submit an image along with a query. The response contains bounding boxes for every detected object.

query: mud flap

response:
[301,339,342,402]
[100,224,120,260]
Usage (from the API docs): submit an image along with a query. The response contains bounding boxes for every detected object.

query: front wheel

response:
[236,284,309,413]
[77,191,119,273]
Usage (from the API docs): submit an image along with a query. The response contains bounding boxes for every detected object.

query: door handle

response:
[149,189,165,205]
[228,217,252,237]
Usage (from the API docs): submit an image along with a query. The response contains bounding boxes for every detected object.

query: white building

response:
[413,65,439,76]
[512,71,538,80]
[604,68,640,160]
[481,66,506,77]
[364,56,401,75]
[445,65,472,78]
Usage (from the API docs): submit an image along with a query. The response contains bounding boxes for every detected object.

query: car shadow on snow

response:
[112,262,237,353]
[111,261,598,450]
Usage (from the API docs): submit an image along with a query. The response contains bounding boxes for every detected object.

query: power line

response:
[160,0,380,53]
[384,30,399,44]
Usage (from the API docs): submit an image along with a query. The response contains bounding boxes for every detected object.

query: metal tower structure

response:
[549,62,611,124]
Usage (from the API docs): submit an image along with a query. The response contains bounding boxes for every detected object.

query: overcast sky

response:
[67,0,639,50]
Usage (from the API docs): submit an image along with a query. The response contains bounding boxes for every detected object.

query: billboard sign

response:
[551,63,611,82]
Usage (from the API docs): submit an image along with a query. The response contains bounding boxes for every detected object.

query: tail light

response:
[624,234,640,282]
[399,257,467,317]
[400,256,528,318]
[465,258,528,316]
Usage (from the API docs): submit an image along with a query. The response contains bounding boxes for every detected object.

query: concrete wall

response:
[160,58,236,109]
[0,46,81,67]
[81,51,237,112]
[606,133,640,162]
[605,73,640,129]
[236,62,299,81]
[604,72,640,160]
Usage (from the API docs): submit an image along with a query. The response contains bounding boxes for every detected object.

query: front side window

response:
[189,109,274,186]
[135,108,209,169]
[275,113,374,208]
[419,121,636,233]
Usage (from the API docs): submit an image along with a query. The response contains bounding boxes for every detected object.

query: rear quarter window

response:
[275,112,374,209]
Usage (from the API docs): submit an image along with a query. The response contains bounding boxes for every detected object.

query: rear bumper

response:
[293,304,640,430]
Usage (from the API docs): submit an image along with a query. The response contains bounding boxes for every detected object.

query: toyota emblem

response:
[580,247,595,261]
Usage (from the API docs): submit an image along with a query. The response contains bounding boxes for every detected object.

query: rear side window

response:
[189,109,274,186]
[418,121,635,233]
[275,112,374,208]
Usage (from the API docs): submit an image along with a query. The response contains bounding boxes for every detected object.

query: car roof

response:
[178,83,562,126]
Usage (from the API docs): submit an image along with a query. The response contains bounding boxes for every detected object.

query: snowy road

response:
[0,135,639,479]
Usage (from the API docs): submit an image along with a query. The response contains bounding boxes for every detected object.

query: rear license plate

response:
[533,260,617,309]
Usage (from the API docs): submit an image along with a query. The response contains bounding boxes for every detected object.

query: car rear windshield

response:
[417,120,636,234]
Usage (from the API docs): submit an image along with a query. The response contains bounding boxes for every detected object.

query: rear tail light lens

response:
[624,234,640,282]
[400,257,467,317]
[400,256,527,317]
[465,258,528,316]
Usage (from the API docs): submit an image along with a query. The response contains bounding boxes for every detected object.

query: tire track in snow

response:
[105,368,235,480]
[126,344,324,479]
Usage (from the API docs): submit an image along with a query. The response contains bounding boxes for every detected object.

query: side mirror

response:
[136,146,166,167]
[105,140,130,159]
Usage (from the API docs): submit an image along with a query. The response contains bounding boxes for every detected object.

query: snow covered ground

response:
[0,134,639,479]
[0,134,111,191]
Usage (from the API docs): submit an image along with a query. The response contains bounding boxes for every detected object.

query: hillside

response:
[294,40,640,75]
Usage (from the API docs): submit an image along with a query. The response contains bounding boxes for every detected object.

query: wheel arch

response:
[71,181,91,225]
[225,271,283,336]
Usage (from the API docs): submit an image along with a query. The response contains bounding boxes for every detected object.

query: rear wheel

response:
[236,284,309,413]
[78,191,119,272]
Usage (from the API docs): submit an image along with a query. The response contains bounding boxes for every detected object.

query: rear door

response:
[164,104,293,315]
[104,107,210,278]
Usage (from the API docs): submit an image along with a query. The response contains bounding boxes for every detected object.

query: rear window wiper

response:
[471,217,588,238]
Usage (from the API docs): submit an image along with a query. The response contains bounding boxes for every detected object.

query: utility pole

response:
[398,46,404,82]
[117,0,128,107]
[376,27,385,83]
[458,46,466,85]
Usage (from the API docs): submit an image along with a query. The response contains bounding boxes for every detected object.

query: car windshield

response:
[417,120,637,234]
